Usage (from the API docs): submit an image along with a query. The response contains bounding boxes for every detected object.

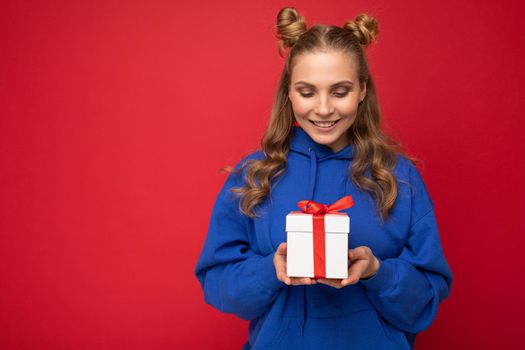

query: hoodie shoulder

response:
[394,153,414,173]
[237,150,266,168]
[217,150,266,202]
[394,154,435,225]
[229,150,266,178]
[392,154,413,186]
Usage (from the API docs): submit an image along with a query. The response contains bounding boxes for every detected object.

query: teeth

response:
[313,120,336,128]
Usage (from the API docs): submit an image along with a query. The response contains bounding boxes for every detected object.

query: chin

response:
[309,133,340,145]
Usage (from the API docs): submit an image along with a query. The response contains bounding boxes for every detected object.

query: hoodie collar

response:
[289,126,354,160]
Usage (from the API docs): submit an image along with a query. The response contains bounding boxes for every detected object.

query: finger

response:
[290,277,304,285]
[274,254,289,284]
[345,260,368,284]
[352,247,373,263]
[274,256,284,268]
[290,277,315,286]
[348,248,359,261]
[340,272,360,286]
[276,270,292,285]
[317,278,333,286]
[341,263,366,286]
[348,259,368,275]
[276,242,287,255]
[317,278,343,289]
[316,279,332,286]
[349,246,365,261]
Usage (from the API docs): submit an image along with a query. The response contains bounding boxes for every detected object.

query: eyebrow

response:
[293,80,354,88]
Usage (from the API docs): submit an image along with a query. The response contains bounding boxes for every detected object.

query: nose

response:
[314,94,334,116]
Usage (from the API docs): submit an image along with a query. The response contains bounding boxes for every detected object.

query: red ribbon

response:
[291,196,354,279]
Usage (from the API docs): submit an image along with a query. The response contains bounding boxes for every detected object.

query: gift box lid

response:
[286,212,349,233]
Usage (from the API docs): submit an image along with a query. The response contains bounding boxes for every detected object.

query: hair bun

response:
[274,7,308,57]
[343,14,379,47]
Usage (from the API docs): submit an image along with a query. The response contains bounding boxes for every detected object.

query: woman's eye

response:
[299,91,349,98]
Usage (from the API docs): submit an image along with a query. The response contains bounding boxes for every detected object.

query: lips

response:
[308,119,341,123]
[309,119,341,128]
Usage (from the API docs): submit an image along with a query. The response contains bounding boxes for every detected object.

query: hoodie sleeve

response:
[359,160,453,333]
[194,155,284,321]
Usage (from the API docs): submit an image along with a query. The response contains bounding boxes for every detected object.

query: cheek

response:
[337,100,360,116]
[290,97,312,117]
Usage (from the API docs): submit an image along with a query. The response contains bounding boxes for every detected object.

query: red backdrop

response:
[1,0,524,349]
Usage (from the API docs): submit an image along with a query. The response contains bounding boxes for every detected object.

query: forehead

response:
[290,51,359,86]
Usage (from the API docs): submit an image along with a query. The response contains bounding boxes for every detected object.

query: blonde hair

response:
[227,7,420,223]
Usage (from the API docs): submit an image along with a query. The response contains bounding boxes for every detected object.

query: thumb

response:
[277,242,287,255]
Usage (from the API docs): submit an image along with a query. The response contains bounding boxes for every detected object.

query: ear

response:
[359,81,367,102]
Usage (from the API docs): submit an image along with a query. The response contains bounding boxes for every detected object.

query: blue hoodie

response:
[195,126,452,349]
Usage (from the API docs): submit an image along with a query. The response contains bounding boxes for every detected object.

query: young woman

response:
[195,7,452,350]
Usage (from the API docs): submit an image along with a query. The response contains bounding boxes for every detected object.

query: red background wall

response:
[1,0,524,349]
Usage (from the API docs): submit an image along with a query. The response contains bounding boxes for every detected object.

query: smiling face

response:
[288,50,366,152]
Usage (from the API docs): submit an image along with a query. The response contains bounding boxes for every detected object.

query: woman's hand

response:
[317,246,380,289]
[273,242,317,286]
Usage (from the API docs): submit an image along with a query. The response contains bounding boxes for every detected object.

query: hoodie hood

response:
[290,125,354,161]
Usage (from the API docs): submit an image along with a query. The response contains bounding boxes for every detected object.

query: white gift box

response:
[285,212,350,279]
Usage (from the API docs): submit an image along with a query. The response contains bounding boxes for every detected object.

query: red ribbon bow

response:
[292,195,354,279]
